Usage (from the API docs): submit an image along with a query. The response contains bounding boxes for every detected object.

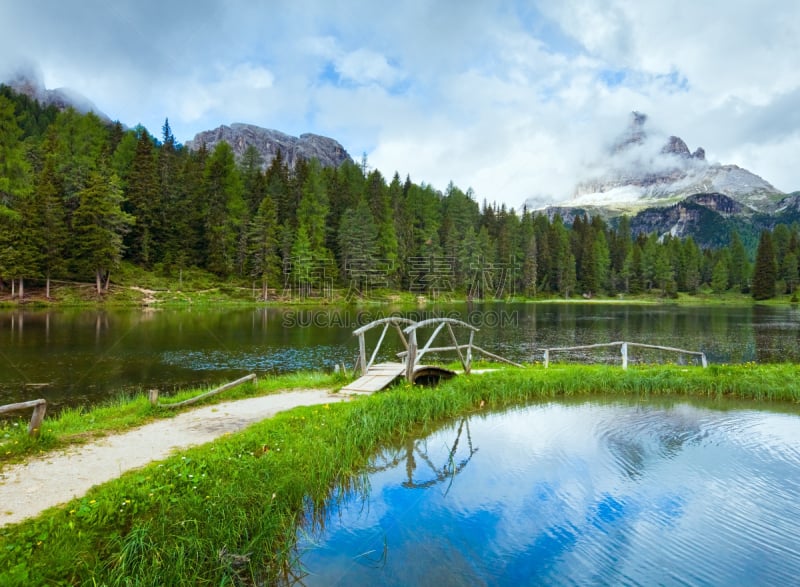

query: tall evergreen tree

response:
[71,169,134,294]
[752,230,777,300]
[240,145,265,214]
[728,231,750,292]
[26,143,67,298]
[711,251,730,293]
[124,129,160,265]
[247,195,281,300]
[338,197,378,296]
[202,142,245,276]
[0,94,33,296]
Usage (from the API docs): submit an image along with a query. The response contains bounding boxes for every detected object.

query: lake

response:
[295,399,800,586]
[1,303,799,410]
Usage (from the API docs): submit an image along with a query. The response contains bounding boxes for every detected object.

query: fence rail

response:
[149,374,257,408]
[542,341,707,369]
[0,399,47,437]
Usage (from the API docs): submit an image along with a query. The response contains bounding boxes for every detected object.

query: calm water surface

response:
[1,303,799,410]
[296,400,800,586]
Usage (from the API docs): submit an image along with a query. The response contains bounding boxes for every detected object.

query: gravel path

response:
[0,389,348,527]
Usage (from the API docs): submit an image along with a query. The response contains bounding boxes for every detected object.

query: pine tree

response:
[682,237,701,294]
[711,254,730,293]
[338,197,378,297]
[248,195,281,300]
[752,230,777,300]
[26,145,67,298]
[0,94,33,297]
[728,231,749,292]
[202,142,245,276]
[125,129,160,266]
[290,225,314,298]
[240,145,265,214]
[297,160,329,257]
[782,252,798,294]
[71,169,134,295]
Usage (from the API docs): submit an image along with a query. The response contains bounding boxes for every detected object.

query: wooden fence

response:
[148,374,257,408]
[542,341,707,369]
[0,399,47,437]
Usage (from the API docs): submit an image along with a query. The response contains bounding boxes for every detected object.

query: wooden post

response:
[701,353,708,368]
[0,399,47,438]
[465,330,474,374]
[543,349,549,368]
[28,401,46,437]
[406,329,418,381]
[358,333,367,376]
[367,323,390,371]
[148,389,159,406]
[621,342,628,370]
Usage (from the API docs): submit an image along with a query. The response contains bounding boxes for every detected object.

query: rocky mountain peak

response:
[611,110,648,152]
[530,111,781,216]
[2,64,109,120]
[185,123,353,170]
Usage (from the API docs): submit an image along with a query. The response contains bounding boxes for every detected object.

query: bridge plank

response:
[340,362,406,394]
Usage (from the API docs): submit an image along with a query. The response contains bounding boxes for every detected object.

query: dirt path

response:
[0,389,349,527]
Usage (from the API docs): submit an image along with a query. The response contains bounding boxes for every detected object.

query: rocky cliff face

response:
[185,123,353,170]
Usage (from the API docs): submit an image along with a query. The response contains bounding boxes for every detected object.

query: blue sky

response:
[1,0,799,208]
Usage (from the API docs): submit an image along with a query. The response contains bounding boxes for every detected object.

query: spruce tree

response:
[71,169,134,294]
[728,231,749,292]
[26,147,67,298]
[202,142,245,276]
[0,94,33,297]
[752,230,777,300]
[125,129,160,265]
[248,195,281,300]
[711,256,730,293]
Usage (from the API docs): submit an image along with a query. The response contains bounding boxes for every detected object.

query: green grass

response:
[1,363,799,585]
[0,371,344,466]
[5,263,800,308]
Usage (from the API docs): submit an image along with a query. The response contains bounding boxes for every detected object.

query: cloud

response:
[1,0,799,204]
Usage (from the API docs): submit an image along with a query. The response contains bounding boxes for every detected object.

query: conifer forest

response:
[0,86,796,301]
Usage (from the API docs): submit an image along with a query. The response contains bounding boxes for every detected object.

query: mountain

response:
[2,64,110,120]
[185,123,353,170]
[528,112,783,217]
[624,191,800,250]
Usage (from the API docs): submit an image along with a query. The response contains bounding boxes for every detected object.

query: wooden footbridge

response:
[340,317,522,394]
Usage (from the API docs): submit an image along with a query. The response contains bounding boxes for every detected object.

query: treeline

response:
[0,86,797,301]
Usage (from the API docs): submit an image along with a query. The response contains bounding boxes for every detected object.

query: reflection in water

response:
[368,419,478,491]
[295,401,800,586]
[1,303,800,410]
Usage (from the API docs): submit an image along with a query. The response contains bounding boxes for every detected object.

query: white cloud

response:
[1,0,799,205]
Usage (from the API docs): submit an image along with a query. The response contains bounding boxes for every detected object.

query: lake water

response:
[1,303,799,410]
[295,400,800,586]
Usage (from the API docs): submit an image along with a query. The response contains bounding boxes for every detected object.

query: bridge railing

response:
[352,317,417,376]
[354,316,524,382]
[541,341,707,369]
[402,318,485,380]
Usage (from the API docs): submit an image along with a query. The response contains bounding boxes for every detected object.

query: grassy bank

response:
[0,371,344,467]
[1,364,798,585]
[3,263,800,307]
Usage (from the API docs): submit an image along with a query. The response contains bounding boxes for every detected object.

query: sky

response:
[1,0,799,209]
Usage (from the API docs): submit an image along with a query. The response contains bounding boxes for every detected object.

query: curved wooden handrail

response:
[354,317,417,375]
[352,316,417,336]
[402,318,479,334]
